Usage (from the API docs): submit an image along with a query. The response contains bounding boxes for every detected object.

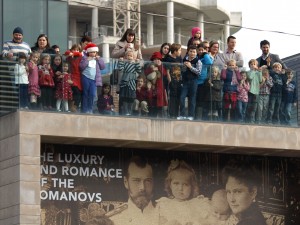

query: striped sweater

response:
[2,40,31,58]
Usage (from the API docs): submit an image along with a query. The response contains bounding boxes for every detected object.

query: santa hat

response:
[191,27,201,37]
[150,52,162,61]
[85,43,98,53]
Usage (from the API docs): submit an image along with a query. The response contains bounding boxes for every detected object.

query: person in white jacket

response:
[14,52,29,109]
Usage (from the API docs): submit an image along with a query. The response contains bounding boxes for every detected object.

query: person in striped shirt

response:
[2,27,31,60]
[118,49,142,116]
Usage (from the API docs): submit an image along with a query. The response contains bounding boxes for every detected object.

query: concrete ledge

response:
[16,111,300,156]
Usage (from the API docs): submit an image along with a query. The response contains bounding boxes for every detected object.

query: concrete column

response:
[91,7,98,40]
[167,1,174,44]
[147,15,154,46]
[69,17,77,47]
[224,20,230,52]
[176,26,181,44]
[197,12,204,40]
[0,132,41,224]
[102,43,110,63]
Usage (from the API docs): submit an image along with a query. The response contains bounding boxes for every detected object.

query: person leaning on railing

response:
[31,34,56,58]
[1,27,31,60]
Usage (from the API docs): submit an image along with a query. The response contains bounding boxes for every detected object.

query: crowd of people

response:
[1,26,297,126]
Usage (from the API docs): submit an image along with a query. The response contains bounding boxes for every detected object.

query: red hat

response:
[85,43,98,53]
[191,27,201,37]
[150,52,162,61]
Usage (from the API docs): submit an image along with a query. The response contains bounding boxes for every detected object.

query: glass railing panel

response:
[0,54,298,128]
[0,58,19,115]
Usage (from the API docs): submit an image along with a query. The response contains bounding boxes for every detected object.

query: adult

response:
[159,42,171,61]
[111,29,142,115]
[222,159,267,225]
[111,28,142,60]
[256,40,287,70]
[2,27,31,60]
[31,34,56,55]
[80,36,92,56]
[111,156,157,225]
[51,45,60,54]
[218,36,244,69]
[209,40,221,68]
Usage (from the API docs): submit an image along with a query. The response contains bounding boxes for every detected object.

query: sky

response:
[228,0,300,65]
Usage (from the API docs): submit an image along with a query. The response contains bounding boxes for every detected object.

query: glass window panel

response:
[48,0,68,52]
[3,0,47,48]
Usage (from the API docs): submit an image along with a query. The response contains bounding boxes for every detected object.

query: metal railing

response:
[0,55,298,128]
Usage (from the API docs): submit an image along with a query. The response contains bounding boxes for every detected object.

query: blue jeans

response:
[237,100,247,122]
[246,93,258,123]
[81,75,96,113]
[256,95,269,123]
[18,84,29,108]
[280,102,293,124]
[179,79,197,117]
[267,94,282,123]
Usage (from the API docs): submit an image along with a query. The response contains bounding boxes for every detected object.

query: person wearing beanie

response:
[186,27,202,48]
[79,43,105,114]
[13,27,23,36]
[2,26,31,60]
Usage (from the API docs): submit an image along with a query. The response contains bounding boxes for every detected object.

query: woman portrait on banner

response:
[222,159,267,225]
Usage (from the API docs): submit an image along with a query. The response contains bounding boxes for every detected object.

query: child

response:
[257,69,273,124]
[196,41,214,120]
[266,62,286,124]
[133,75,150,116]
[118,49,142,115]
[146,51,168,118]
[28,52,41,109]
[51,54,63,109]
[156,159,211,225]
[163,43,182,117]
[221,59,241,121]
[65,44,83,112]
[168,65,182,119]
[178,45,202,120]
[14,52,29,109]
[79,43,105,114]
[186,27,202,47]
[52,54,63,79]
[246,59,263,123]
[237,71,250,122]
[97,83,115,115]
[281,69,297,125]
[203,66,223,120]
[38,53,55,110]
[208,189,231,225]
[55,62,73,112]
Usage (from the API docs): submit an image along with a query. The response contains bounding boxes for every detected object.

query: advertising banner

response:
[40,144,300,225]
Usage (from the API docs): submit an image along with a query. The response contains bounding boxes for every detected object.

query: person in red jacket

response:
[64,44,83,112]
[38,53,55,110]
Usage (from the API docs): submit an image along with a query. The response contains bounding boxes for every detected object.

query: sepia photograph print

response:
[40,144,300,225]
